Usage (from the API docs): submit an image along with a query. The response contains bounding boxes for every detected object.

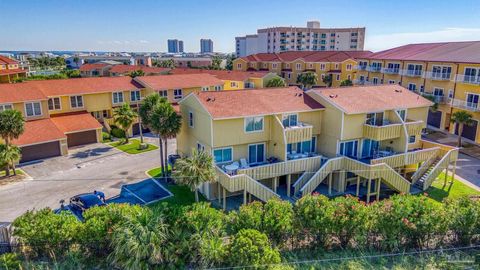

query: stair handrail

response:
[411,152,439,184]
[372,163,411,194]
[299,157,344,196]
[422,148,458,190]
[292,171,315,197]
[244,174,280,202]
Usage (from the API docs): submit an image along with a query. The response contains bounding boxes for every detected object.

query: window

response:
[213,148,232,163]
[245,116,264,132]
[230,82,238,88]
[396,109,406,121]
[236,63,242,69]
[388,80,395,84]
[320,63,326,70]
[408,83,416,91]
[366,112,384,126]
[214,85,222,91]
[406,64,423,76]
[335,63,339,69]
[464,68,480,83]
[372,77,379,85]
[386,63,400,73]
[361,139,379,158]
[159,90,168,97]
[245,82,255,88]
[448,90,454,99]
[272,63,278,69]
[431,65,451,79]
[173,89,183,99]
[248,143,265,164]
[130,90,141,102]
[287,137,316,155]
[188,111,194,127]
[339,140,359,158]
[409,135,416,144]
[201,86,209,91]
[70,96,83,108]
[112,92,124,104]
[420,85,424,93]
[346,64,352,71]
[336,74,340,81]
[25,102,42,117]
[282,114,298,127]
[0,104,13,112]
[296,63,302,70]
[466,93,479,108]
[433,88,444,97]
[48,97,61,110]
[196,142,205,152]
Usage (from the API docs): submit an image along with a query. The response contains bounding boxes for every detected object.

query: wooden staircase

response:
[413,158,441,189]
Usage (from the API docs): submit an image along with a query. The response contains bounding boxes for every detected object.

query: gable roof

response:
[170,68,271,81]
[109,65,170,75]
[135,74,223,90]
[79,63,110,72]
[363,41,480,63]
[50,112,102,133]
[0,83,48,103]
[241,51,373,63]
[308,84,433,114]
[0,55,18,65]
[12,118,66,146]
[191,87,324,119]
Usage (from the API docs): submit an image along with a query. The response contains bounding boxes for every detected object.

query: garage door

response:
[67,130,97,147]
[455,120,478,141]
[21,141,61,163]
[427,111,442,128]
[132,123,150,136]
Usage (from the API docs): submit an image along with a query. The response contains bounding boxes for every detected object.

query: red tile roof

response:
[50,112,102,133]
[0,83,47,103]
[190,87,324,119]
[0,55,18,65]
[363,41,480,63]
[135,74,223,90]
[170,68,270,81]
[0,77,139,97]
[0,68,27,76]
[242,51,373,63]
[109,65,170,75]
[308,84,433,114]
[12,118,66,146]
[79,63,110,72]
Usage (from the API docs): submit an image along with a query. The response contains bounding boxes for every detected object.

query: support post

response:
[287,174,291,197]
[356,176,360,197]
[376,179,381,201]
[218,183,221,203]
[223,188,226,210]
[273,177,278,193]
[328,173,332,195]
[451,160,457,184]
[366,178,372,203]
[244,189,247,205]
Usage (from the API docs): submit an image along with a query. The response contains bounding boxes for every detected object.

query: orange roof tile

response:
[0,68,27,76]
[308,84,433,114]
[109,65,170,75]
[242,51,373,63]
[170,68,270,81]
[12,118,66,146]
[0,55,18,65]
[364,41,480,63]
[50,112,102,133]
[135,73,223,90]
[0,83,47,103]
[79,63,110,71]
[190,87,324,119]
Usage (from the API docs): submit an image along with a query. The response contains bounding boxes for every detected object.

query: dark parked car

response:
[55,192,106,220]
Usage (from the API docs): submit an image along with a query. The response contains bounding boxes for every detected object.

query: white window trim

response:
[159,90,168,97]
[196,142,205,152]
[0,103,13,111]
[112,92,124,104]
[48,97,62,111]
[24,101,42,117]
[173,89,183,100]
[408,135,416,144]
[248,142,266,165]
[244,116,264,133]
[201,86,210,91]
[213,147,233,164]
[282,113,299,127]
[70,95,84,109]
[130,90,141,102]
[337,139,360,157]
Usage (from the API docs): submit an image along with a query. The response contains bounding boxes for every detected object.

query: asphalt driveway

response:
[0,135,175,222]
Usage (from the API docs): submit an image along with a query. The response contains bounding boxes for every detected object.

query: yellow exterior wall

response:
[13,100,49,121]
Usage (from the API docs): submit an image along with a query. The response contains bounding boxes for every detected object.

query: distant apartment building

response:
[65,55,152,69]
[0,55,28,83]
[354,41,480,144]
[235,21,366,57]
[233,50,372,87]
[200,39,214,53]
[168,39,184,53]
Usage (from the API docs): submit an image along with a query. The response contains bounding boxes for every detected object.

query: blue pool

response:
[107,179,172,205]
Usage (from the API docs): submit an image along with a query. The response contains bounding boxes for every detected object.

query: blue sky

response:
[1,0,480,53]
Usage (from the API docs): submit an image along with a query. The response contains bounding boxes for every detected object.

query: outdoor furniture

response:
[225,163,239,175]
[240,158,249,168]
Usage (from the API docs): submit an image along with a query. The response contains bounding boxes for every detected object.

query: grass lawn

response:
[424,172,480,202]
[109,139,158,154]
[0,169,24,177]
[147,167,206,206]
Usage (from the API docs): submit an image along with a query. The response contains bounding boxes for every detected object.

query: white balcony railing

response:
[425,72,452,81]
[353,79,374,85]
[401,69,424,77]
[382,68,400,74]
[455,75,480,85]
[421,93,450,104]
[355,65,367,71]
[450,99,480,112]
[366,66,382,72]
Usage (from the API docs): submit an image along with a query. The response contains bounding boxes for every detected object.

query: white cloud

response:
[366,28,480,52]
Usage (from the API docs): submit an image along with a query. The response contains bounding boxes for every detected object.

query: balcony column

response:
[366,178,372,203]
[444,155,451,186]
[273,177,278,193]
[244,189,247,205]
[451,160,457,184]
[218,183,221,203]
[287,174,291,197]
[328,173,333,195]
[356,176,361,197]
[376,179,381,201]
[223,188,226,210]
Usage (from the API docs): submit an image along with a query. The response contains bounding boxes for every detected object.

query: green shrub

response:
[263,199,294,245]
[294,194,334,247]
[445,197,480,244]
[12,208,81,258]
[110,127,125,139]
[0,253,21,270]
[182,202,226,237]
[101,132,111,142]
[229,201,264,233]
[228,229,281,267]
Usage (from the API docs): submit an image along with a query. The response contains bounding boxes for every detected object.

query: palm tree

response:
[109,210,169,270]
[322,74,333,87]
[450,111,474,147]
[113,103,137,144]
[173,149,216,202]
[297,72,318,90]
[265,77,286,88]
[0,144,21,176]
[0,110,24,176]
[129,70,145,78]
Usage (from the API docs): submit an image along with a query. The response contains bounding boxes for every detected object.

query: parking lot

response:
[0,136,176,222]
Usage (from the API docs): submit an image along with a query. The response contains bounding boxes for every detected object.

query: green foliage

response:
[129,69,145,78]
[450,110,474,147]
[110,127,125,139]
[296,72,318,89]
[0,253,21,270]
[61,69,81,78]
[28,56,65,70]
[340,79,353,86]
[182,202,226,237]
[265,76,287,88]
[294,194,333,246]
[228,229,281,267]
[153,59,175,69]
[229,201,264,233]
[101,131,111,142]
[322,74,333,87]
[263,199,294,244]
[225,54,236,70]
[445,197,480,244]
[0,110,25,146]
[12,208,81,258]
[113,103,138,143]
[0,144,21,176]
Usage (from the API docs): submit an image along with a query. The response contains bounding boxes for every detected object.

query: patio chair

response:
[232,161,240,167]
[240,158,249,169]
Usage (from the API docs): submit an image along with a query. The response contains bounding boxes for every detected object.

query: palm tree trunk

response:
[158,136,165,179]
[195,189,199,202]
[4,139,10,177]
[125,128,129,144]
[12,163,16,176]
[458,124,463,147]
[164,139,168,176]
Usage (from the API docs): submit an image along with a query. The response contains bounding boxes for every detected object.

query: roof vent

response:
[395,89,402,93]
[329,94,338,98]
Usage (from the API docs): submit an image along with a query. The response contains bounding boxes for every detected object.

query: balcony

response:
[401,69,424,77]
[450,99,480,112]
[382,68,400,74]
[355,65,367,71]
[456,75,480,85]
[353,79,374,86]
[421,93,450,105]
[366,66,382,72]
[425,72,452,81]
[405,120,425,136]
[284,122,313,144]
[363,123,402,141]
